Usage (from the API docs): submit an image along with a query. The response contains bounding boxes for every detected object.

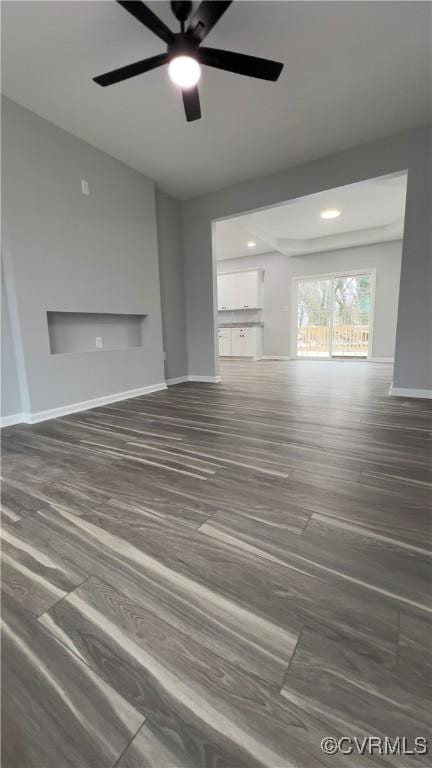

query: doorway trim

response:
[291,268,376,360]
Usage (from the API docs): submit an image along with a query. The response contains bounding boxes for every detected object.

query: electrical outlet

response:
[95,336,103,349]
[81,179,90,195]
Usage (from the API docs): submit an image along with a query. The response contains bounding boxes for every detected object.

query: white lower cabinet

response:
[218,327,263,360]
[231,328,249,356]
[218,328,232,356]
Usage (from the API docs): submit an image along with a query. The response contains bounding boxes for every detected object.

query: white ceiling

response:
[214,172,407,259]
[2,2,430,199]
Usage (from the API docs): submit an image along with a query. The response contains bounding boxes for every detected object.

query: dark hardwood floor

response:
[1,359,431,767]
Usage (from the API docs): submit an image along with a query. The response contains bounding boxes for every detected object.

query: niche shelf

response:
[47,311,147,355]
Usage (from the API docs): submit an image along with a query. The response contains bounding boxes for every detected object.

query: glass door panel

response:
[332,274,371,357]
[297,279,331,357]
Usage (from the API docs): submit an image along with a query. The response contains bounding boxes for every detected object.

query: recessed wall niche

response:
[47,311,147,355]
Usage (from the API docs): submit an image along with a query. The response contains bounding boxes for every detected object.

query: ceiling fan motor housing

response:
[168,33,198,61]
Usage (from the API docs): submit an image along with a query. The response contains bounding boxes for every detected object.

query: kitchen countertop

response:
[219,322,264,328]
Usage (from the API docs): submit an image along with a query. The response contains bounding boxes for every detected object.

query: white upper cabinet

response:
[217,270,263,311]
[217,274,235,311]
[236,270,260,309]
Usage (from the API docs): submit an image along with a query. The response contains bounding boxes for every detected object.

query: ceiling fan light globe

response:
[168,56,201,89]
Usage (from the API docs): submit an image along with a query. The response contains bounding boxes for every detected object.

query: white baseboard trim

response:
[0,412,25,428]
[188,375,222,384]
[5,382,168,427]
[261,355,292,361]
[167,375,222,386]
[370,357,394,363]
[1,377,223,425]
[166,375,189,386]
[389,385,432,399]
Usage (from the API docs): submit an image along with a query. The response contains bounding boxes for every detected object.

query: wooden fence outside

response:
[298,324,369,357]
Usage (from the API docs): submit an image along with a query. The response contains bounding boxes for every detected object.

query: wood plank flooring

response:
[1,359,431,767]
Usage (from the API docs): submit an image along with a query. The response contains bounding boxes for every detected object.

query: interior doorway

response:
[293,270,374,359]
[212,171,407,375]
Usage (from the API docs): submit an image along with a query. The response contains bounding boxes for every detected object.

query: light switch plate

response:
[95,336,103,349]
[81,179,90,195]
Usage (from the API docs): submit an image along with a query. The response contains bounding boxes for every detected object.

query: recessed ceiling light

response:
[321,209,341,220]
[247,240,256,247]
[168,56,201,89]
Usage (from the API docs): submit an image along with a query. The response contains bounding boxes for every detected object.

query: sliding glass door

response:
[297,278,331,357]
[295,272,372,359]
[332,274,371,357]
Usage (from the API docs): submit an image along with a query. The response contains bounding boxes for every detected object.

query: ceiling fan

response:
[93,1,284,122]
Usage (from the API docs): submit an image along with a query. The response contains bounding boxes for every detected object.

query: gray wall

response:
[182,126,431,391]
[217,241,402,359]
[1,264,22,417]
[156,190,188,381]
[2,98,165,415]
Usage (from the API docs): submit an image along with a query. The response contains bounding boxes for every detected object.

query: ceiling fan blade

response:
[199,47,283,81]
[182,87,201,122]
[186,1,232,44]
[94,53,169,86]
[116,1,174,43]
